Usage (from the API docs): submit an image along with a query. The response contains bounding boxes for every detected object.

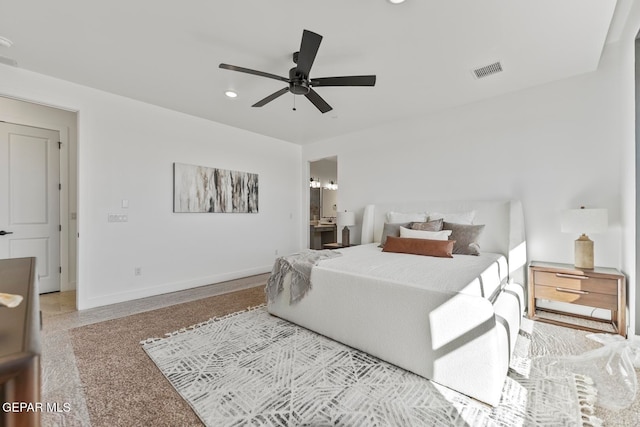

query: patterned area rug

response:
[141,306,600,426]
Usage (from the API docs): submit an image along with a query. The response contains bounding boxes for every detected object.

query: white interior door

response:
[0,122,60,293]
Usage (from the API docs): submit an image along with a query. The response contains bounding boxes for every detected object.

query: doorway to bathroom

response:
[308,156,338,249]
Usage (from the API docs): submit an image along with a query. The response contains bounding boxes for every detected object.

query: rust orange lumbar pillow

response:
[382,236,455,258]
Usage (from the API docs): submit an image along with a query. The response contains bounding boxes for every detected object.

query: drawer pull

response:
[556,273,588,280]
[556,287,589,295]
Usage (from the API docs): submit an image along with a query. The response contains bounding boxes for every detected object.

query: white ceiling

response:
[0,0,627,145]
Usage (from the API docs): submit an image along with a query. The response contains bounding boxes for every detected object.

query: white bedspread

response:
[316,243,508,301]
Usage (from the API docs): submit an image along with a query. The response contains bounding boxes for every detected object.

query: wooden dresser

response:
[0,257,41,427]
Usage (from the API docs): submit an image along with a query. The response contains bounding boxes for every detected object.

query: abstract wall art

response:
[173,163,259,213]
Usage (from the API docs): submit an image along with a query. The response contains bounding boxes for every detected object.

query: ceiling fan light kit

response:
[219,29,376,113]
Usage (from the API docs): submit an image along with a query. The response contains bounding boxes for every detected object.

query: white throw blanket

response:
[266,249,342,304]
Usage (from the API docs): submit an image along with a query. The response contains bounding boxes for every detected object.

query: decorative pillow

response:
[409,218,443,231]
[382,236,454,258]
[386,211,428,223]
[443,221,485,255]
[400,227,452,241]
[378,222,411,247]
[429,210,476,225]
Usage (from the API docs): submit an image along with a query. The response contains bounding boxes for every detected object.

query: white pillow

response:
[400,227,452,241]
[429,210,476,225]
[386,211,428,223]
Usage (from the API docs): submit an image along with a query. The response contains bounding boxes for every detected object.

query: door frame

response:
[0,110,73,293]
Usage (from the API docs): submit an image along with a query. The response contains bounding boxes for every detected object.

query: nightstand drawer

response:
[534,284,617,310]
[532,271,617,296]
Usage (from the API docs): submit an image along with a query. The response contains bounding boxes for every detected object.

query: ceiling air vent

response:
[472,61,503,79]
[0,56,17,67]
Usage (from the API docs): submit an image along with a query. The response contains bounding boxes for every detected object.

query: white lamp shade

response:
[561,208,607,234]
[337,211,356,227]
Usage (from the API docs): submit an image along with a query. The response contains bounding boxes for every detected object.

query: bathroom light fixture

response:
[0,36,13,48]
[324,181,338,191]
[224,90,238,98]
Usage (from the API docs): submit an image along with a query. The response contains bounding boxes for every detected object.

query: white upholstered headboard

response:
[361,199,527,283]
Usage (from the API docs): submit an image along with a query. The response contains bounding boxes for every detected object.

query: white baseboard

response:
[77,265,271,310]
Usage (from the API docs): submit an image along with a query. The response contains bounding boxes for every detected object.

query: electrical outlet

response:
[134,267,142,276]
[275,249,279,256]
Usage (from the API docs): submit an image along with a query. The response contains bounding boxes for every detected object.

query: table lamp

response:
[561,206,607,269]
[337,211,356,246]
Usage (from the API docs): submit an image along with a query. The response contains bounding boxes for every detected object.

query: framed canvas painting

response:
[173,163,258,213]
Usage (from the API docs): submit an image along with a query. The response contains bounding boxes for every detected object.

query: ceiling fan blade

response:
[305,89,332,114]
[295,30,322,78]
[312,75,377,87]
[252,87,290,107]
[219,64,289,83]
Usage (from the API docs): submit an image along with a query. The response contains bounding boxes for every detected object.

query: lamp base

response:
[342,226,350,247]
[574,234,594,269]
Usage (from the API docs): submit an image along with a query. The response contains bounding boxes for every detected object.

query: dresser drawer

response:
[534,284,617,310]
[532,271,617,296]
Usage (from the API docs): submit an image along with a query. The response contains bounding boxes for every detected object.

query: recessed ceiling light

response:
[388,0,406,4]
[224,90,238,98]
[0,36,13,48]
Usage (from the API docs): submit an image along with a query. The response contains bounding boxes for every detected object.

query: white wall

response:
[303,40,636,336]
[0,65,301,310]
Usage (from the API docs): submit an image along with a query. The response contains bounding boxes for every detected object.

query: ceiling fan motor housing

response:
[288,67,310,95]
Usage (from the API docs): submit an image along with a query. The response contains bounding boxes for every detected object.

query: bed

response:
[267,200,527,406]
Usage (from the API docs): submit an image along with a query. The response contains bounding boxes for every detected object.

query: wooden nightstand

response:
[528,261,626,337]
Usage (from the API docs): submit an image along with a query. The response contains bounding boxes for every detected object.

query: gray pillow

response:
[409,218,444,232]
[379,222,410,247]
[443,222,485,255]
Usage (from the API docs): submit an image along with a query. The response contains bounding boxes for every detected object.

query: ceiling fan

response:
[219,29,376,113]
